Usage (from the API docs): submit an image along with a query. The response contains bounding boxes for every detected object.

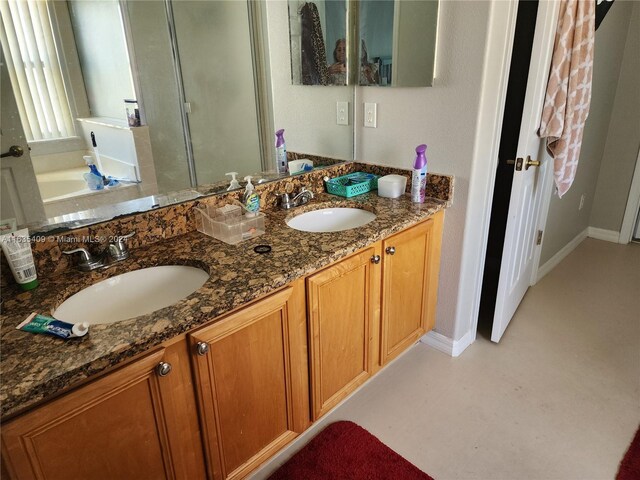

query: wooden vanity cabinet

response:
[379,210,443,365]
[306,212,444,420]
[188,280,309,480]
[1,341,206,480]
[1,212,444,480]
[306,246,381,420]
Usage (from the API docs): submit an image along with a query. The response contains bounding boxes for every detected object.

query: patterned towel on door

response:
[300,2,329,86]
[538,0,595,198]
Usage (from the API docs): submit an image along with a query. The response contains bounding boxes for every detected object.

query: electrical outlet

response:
[364,102,377,128]
[579,194,585,210]
[336,101,348,125]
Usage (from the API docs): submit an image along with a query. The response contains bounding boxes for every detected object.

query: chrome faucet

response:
[276,187,314,210]
[292,187,314,206]
[63,232,135,271]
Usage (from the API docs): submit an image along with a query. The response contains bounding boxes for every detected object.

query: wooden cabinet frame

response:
[380,211,444,365]
[1,343,205,480]
[306,246,381,419]
[189,280,309,480]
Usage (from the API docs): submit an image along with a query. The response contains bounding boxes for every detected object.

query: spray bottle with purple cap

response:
[411,144,428,203]
[275,129,289,175]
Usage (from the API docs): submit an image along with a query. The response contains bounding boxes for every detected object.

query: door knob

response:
[525,155,540,170]
[385,246,396,255]
[196,341,210,356]
[156,362,172,377]
[370,255,381,264]
[1,145,24,158]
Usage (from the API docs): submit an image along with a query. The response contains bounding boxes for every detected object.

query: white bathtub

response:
[36,168,142,219]
[37,168,91,203]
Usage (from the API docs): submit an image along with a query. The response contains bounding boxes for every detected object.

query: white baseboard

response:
[421,329,475,357]
[587,227,620,243]
[537,228,588,282]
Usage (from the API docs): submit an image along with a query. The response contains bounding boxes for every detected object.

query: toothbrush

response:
[90,132,106,178]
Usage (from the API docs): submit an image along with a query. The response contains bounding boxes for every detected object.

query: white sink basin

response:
[286,207,376,232]
[54,265,209,325]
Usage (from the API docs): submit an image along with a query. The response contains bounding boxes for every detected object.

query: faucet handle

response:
[275,192,293,209]
[291,186,314,207]
[63,248,103,271]
[299,186,314,198]
[108,232,135,261]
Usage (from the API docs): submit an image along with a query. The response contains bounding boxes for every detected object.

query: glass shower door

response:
[171,1,263,186]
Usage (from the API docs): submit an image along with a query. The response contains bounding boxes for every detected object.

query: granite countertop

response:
[0,192,448,419]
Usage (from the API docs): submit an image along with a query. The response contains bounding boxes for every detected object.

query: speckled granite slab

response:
[1,165,453,419]
[1,161,451,286]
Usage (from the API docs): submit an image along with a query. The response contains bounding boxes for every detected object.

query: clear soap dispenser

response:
[242,175,260,217]
[226,172,241,191]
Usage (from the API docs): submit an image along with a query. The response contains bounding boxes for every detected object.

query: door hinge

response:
[536,230,543,245]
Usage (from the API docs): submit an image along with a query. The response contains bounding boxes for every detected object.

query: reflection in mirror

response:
[0,0,354,235]
[0,0,272,233]
[289,0,347,86]
[288,0,439,87]
[364,0,439,87]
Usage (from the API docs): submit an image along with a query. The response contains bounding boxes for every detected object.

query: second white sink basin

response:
[286,207,376,233]
[54,265,209,325]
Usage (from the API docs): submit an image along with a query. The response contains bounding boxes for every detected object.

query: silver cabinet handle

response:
[385,246,396,255]
[156,362,172,377]
[196,341,210,356]
[371,255,381,264]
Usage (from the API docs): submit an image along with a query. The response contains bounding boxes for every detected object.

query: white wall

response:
[589,2,640,233]
[540,0,636,264]
[356,0,491,340]
[266,1,353,159]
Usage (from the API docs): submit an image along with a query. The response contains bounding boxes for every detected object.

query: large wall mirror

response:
[0,0,354,233]
[289,0,439,87]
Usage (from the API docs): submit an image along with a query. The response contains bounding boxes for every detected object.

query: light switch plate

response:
[336,101,349,125]
[364,102,377,128]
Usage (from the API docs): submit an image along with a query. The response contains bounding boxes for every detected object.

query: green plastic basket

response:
[325,172,379,198]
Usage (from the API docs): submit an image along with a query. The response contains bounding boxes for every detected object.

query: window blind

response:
[0,0,75,141]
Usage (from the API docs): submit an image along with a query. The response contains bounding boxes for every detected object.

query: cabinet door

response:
[189,281,309,480]
[307,247,379,420]
[380,211,443,365]
[1,344,205,480]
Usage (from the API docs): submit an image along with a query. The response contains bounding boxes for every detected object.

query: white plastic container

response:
[377,174,407,198]
[288,158,313,174]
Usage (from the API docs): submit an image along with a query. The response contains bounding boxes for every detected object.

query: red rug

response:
[617,426,640,480]
[269,421,433,480]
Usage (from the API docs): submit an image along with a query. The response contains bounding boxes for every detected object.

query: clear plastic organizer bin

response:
[195,204,265,245]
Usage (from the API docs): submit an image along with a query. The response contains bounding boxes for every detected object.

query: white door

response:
[491,1,560,343]
[0,51,46,226]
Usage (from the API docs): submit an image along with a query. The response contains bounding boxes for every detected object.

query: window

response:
[0,0,75,141]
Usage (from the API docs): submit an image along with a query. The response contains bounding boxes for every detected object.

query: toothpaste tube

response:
[0,228,38,291]
[17,313,89,339]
